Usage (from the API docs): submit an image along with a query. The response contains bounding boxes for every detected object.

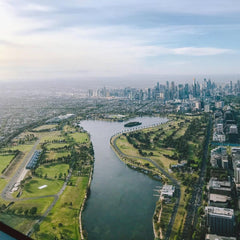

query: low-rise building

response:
[161,185,175,198]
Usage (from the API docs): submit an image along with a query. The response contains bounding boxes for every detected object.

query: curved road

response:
[111,130,181,240]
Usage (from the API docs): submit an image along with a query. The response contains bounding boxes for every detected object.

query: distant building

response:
[215,101,224,109]
[212,133,226,143]
[204,104,210,112]
[205,206,235,236]
[229,124,238,134]
[205,234,236,240]
[216,123,224,134]
[233,160,240,183]
[210,147,228,168]
[231,147,240,183]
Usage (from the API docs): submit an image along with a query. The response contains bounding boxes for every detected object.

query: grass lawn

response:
[170,185,186,239]
[45,151,70,160]
[69,132,89,144]
[46,143,69,150]
[0,213,37,235]
[20,178,64,198]
[161,201,175,237]
[35,164,69,179]
[3,144,34,153]
[0,154,15,173]
[12,197,54,216]
[33,125,57,131]
[36,176,89,240]
[152,154,174,170]
[63,125,76,133]
[40,131,65,143]
[115,136,140,156]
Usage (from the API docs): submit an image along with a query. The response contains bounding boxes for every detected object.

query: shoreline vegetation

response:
[0,119,94,240]
[110,114,208,240]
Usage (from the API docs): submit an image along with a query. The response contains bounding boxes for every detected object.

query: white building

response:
[161,185,175,198]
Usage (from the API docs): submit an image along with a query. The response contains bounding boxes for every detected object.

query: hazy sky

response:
[1,0,240,82]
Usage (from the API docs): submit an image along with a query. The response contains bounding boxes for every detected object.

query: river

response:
[81,117,168,240]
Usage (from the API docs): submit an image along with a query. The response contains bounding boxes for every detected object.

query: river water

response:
[81,117,168,240]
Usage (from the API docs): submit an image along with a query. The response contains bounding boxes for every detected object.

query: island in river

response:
[124,121,142,127]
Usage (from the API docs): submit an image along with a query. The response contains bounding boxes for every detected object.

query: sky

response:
[1,0,240,84]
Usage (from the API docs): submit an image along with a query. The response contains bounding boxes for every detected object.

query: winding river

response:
[81,117,168,240]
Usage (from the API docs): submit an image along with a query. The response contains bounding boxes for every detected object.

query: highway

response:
[111,128,181,240]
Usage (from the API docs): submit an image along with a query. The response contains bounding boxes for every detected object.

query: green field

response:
[45,151,70,160]
[69,132,89,144]
[0,154,15,173]
[36,176,88,240]
[40,131,65,143]
[33,125,57,131]
[0,197,54,234]
[20,178,64,198]
[35,164,69,179]
[3,144,34,153]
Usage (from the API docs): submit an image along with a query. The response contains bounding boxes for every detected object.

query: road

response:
[181,117,211,240]
[111,129,181,240]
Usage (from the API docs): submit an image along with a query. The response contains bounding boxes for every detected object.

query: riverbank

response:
[79,168,93,240]
[110,134,167,183]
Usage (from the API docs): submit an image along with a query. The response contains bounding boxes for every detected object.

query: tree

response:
[34,223,40,232]
[30,207,37,215]
[34,223,40,238]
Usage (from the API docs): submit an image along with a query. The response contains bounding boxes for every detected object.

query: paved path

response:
[111,127,181,240]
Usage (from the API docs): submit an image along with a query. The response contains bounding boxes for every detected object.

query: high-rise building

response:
[205,207,235,236]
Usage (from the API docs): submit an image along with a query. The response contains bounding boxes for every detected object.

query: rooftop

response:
[205,206,234,217]
[209,194,230,203]
[205,234,236,240]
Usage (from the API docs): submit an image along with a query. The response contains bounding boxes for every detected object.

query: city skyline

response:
[1,0,240,82]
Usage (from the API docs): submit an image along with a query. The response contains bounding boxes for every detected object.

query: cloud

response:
[172,47,233,56]
[22,3,54,12]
